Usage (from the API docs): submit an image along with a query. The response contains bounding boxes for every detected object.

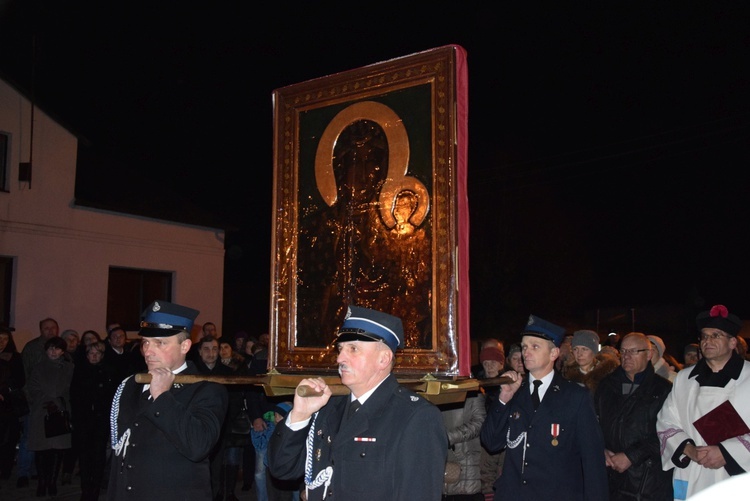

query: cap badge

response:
[152,301,161,312]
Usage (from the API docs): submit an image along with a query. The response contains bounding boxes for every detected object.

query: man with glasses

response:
[657,304,750,500]
[594,332,673,500]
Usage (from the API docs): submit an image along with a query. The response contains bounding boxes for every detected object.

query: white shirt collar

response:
[351,374,389,405]
[530,370,555,400]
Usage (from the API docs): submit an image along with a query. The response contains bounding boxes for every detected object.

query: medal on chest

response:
[551,423,560,446]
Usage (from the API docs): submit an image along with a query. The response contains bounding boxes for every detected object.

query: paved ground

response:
[0,468,260,500]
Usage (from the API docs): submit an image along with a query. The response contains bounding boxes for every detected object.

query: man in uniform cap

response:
[107,300,228,501]
[480,314,608,500]
[268,305,448,500]
[657,304,750,500]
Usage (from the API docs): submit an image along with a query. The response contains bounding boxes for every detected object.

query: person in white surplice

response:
[656,304,750,500]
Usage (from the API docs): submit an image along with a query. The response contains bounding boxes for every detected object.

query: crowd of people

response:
[460,304,750,501]
[1,301,749,501]
[0,305,287,501]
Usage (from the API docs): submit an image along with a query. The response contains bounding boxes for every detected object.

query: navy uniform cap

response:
[335,306,404,352]
[139,300,200,337]
[521,314,566,347]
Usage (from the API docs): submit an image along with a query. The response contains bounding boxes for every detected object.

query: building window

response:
[0,133,9,192]
[107,267,172,331]
[0,256,12,328]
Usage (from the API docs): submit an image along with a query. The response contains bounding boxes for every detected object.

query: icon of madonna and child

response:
[295,101,433,351]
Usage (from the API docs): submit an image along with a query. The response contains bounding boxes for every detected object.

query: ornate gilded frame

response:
[269,45,470,377]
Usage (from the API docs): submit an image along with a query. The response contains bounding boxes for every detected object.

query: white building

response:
[0,76,225,349]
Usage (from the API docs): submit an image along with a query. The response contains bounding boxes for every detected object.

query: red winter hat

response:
[480,347,505,365]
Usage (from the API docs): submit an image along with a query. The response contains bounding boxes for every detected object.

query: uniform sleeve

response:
[480,392,511,454]
[144,381,228,462]
[395,401,448,500]
[268,414,310,480]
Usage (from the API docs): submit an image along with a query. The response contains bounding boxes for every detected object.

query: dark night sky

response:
[1,2,749,342]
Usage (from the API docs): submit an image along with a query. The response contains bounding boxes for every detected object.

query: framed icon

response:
[270,44,470,377]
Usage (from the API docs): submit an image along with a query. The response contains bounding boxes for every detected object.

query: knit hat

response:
[274,402,293,418]
[572,330,600,353]
[647,335,665,358]
[61,329,79,339]
[696,304,742,337]
[507,343,521,358]
[479,347,505,365]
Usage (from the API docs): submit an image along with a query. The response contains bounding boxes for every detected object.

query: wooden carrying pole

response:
[134,373,513,399]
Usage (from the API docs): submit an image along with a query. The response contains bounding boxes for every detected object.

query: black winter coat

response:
[70,359,119,442]
[594,363,673,501]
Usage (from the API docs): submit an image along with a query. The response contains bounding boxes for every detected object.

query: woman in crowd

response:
[505,344,525,375]
[73,329,102,364]
[562,329,619,395]
[477,345,505,500]
[219,337,245,373]
[60,329,80,363]
[26,336,74,497]
[70,340,119,500]
[442,391,486,501]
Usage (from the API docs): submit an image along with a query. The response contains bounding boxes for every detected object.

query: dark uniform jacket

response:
[107,362,228,501]
[594,363,673,501]
[268,374,448,500]
[480,371,608,501]
[104,344,139,385]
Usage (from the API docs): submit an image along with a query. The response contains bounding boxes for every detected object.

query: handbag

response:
[230,398,252,435]
[44,398,72,438]
[444,461,461,484]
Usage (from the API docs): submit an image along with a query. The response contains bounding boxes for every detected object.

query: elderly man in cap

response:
[657,304,750,500]
[480,314,608,501]
[268,305,448,500]
[107,300,228,501]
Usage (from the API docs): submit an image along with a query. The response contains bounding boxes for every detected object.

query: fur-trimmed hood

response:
[562,352,620,394]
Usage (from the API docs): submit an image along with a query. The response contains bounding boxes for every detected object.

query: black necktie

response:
[347,399,361,418]
[531,380,542,410]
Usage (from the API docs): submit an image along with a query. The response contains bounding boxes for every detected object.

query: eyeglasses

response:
[620,348,649,357]
[700,332,731,342]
